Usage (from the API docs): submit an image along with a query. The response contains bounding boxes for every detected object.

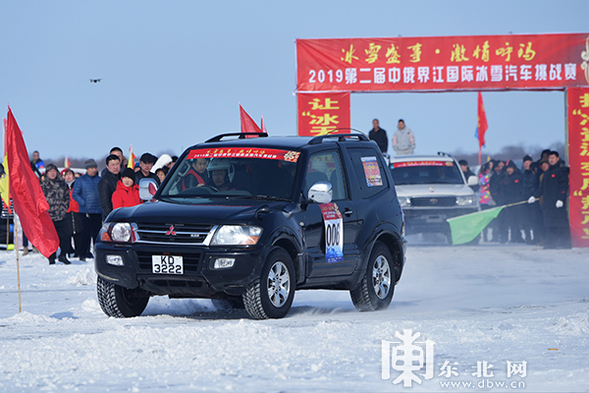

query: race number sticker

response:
[320,203,344,263]
[361,156,383,187]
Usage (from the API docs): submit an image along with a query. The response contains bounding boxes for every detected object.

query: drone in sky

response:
[89,78,102,83]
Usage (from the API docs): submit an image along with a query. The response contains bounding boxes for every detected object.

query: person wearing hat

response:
[41,164,71,264]
[392,119,416,155]
[72,158,103,261]
[136,152,160,185]
[112,168,141,209]
[497,160,525,243]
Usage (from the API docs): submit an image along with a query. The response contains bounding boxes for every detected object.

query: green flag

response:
[447,206,505,245]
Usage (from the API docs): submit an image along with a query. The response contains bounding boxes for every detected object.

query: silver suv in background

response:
[389,153,479,243]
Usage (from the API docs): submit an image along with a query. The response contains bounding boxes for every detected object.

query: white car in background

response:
[389,153,480,243]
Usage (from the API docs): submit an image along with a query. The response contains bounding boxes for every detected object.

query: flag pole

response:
[14,214,21,313]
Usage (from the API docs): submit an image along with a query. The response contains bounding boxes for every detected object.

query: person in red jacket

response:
[112,168,141,209]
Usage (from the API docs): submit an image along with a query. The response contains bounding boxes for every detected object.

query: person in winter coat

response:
[63,169,81,258]
[392,119,416,155]
[112,168,141,209]
[72,159,102,261]
[41,164,71,265]
[521,155,543,244]
[478,162,493,242]
[529,151,572,249]
[488,160,505,242]
[136,153,160,185]
[497,160,524,243]
[98,155,121,221]
[368,119,388,153]
[30,150,45,179]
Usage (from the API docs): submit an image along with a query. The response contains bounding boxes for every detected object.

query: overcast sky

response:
[1,0,587,163]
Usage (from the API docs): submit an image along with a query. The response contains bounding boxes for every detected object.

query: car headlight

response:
[211,225,262,246]
[100,222,138,243]
[456,195,476,206]
[399,197,411,207]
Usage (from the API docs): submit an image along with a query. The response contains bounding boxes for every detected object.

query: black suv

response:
[95,133,406,319]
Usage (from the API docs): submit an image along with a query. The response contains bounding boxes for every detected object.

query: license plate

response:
[152,255,184,275]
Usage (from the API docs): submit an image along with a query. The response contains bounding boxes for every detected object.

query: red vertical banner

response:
[567,87,589,247]
[297,92,350,136]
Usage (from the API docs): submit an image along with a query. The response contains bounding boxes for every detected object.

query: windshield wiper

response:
[233,195,291,202]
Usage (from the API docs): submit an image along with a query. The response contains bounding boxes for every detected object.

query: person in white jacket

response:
[392,119,416,155]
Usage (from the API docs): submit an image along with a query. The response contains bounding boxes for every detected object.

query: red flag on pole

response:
[239,104,262,133]
[5,107,59,258]
[475,92,488,165]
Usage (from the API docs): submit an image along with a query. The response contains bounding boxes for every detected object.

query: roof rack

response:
[437,151,453,158]
[205,132,269,143]
[308,129,369,145]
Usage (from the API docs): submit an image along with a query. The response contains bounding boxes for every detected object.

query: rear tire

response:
[243,247,295,320]
[96,276,150,318]
[350,242,395,312]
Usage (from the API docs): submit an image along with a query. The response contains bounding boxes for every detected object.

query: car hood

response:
[108,199,289,225]
[395,183,475,197]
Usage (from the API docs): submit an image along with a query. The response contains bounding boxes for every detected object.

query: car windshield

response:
[390,160,464,185]
[158,146,301,200]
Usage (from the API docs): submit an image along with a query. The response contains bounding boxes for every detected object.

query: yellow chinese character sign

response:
[298,92,350,136]
[568,87,589,246]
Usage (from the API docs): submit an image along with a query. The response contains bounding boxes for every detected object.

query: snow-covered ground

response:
[0,243,588,392]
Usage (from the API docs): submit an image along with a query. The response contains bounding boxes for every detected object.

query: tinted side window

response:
[304,150,347,200]
[348,148,388,199]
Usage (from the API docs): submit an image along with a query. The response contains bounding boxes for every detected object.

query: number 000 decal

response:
[320,203,344,263]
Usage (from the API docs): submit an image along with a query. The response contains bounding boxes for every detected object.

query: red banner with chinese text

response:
[298,92,350,136]
[296,34,589,92]
[187,147,301,162]
[567,87,589,247]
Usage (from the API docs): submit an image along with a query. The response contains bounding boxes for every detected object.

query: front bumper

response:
[95,242,265,298]
[403,206,479,234]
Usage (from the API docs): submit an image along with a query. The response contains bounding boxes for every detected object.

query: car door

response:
[300,150,360,278]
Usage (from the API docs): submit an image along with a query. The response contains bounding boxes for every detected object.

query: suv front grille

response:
[136,251,202,272]
[411,196,457,207]
[136,222,215,244]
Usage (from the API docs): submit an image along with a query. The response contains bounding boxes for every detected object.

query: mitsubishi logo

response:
[430,199,438,204]
[165,225,176,236]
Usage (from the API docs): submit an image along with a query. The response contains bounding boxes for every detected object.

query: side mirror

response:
[307,181,332,204]
[467,175,478,186]
[139,178,158,201]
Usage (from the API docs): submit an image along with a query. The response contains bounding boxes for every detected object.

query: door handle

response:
[343,209,353,216]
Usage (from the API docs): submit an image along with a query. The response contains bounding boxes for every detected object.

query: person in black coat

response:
[488,160,505,242]
[529,151,571,249]
[521,155,543,244]
[98,154,121,221]
[368,119,388,154]
[497,160,524,243]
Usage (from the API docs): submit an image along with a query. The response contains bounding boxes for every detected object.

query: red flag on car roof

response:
[5,107,59,258]
[239,104,262,133]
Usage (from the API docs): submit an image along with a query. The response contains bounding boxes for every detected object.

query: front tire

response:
[96,276,150,318]
[350,242,395,312]
[243,247,295,320]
